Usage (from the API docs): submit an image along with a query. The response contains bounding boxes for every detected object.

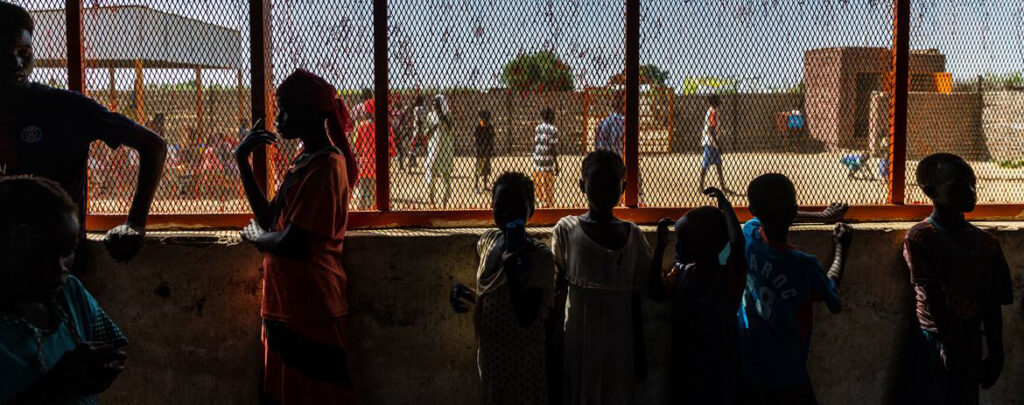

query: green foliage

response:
[985,72,1023,89]
[607,63,670,86]
[995,159,1024,169]
[500,51,574,91]
[787,81,805,94]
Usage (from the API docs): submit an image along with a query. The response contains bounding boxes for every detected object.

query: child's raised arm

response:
[647,218,674,302]
[795,202,849,224]
[828,223,853,286]
[704,187,745,278]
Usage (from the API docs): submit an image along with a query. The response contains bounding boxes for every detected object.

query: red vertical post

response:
[624,0,641,208]
[888,0,910,205]
[65,0,84,93]
[249,0,272,195]
[373,0,391,211]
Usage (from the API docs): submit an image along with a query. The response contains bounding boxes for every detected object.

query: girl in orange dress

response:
[234,69,358,404]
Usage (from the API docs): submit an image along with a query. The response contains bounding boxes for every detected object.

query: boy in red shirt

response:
[901,153,1013,404]
[354,100,394,210]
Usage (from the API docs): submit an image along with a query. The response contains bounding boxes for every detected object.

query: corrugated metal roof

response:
[30,6,243,69]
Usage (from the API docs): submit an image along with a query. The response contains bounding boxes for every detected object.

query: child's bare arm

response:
[795,202,849,224]
[647,218,674,303]
[905,235,962,373]
[449,283,476,313]
[828,223,853,286]
[980,303,1005,389]
[705,188,746,277]
[240,220,309,259]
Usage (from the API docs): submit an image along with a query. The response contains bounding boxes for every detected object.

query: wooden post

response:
[195,67,204,141]
[373,0,390,211]
[624,0,640,207]
[65,0,84,93]
[108,67,118,111]
[249,0,272,195]
[236,69,245,126]
[888,0,910,205]
[134,60,145,122]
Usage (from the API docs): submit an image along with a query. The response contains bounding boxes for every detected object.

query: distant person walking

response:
[533,107,559,208]
[699,95,729,193]
[424,94,455,207]
[409,95,428,170]
[594,96,624,157]
[473,109,495,193]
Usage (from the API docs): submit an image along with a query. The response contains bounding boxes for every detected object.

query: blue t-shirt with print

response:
[737,218,840,390]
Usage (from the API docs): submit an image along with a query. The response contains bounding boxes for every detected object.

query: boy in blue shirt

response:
[738,173,853,404]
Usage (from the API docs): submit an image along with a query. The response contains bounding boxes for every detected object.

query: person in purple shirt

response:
[593,97,624,157]
[0,3,167,267]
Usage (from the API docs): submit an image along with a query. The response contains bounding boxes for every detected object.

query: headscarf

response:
[275,69,357,183]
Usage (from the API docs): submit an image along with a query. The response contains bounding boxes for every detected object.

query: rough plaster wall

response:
[85,225,1024,404]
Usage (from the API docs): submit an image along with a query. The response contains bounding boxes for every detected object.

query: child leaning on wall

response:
[737,173,854,405]
[450,171,555,405]
[647,187,747,404]
[898,153,1013,405]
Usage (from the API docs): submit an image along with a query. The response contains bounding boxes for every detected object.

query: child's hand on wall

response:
[240,219,267,246]
[450,283,476,313]
[822,202,850,224]
[656,217,673,248]
[834,223,853,248]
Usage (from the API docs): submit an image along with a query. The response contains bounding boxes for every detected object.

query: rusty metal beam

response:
[373,0,391,211]
[623,0,640,207]
[888,0,910,205]
[248,0,272,195]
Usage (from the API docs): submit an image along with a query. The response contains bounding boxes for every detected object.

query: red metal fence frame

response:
[75,0,1024,231]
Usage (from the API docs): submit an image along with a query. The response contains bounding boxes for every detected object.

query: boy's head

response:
[916,153,976,213]
[0,176,79,304]
[540,107,554,123]
[708,95,721,107]
[415,95,425,106]
[579,150,626,212]
[675,206,728,264]
[492,172,535,228]
[0,2,35,91]
[748,173,798,228]
[478,109,490,124]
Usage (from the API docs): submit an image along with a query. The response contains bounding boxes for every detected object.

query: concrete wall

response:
[804,47,946,151]
[984,91,1024,162]
[81,224,1024,405]
[670,93,813,154]
[868,92,987,161]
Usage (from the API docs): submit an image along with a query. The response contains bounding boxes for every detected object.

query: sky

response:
[15,0,1024,91]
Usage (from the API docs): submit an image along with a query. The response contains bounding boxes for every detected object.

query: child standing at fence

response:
[474,109,495,194]
[648,187,747,404]
[234,69,358,405]
[899,153,1012,404]
[450,171,555,405]
[425,94,455,208]
[533,107,559,208]
[552,151,660,404]
[699,95,729,193]
[354,100,395,210]
[0,2,167,267]
[737,173,853,404]
[0,176,128,404]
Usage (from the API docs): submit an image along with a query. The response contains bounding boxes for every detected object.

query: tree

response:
[607,64,670,86]
[500,51,574,91]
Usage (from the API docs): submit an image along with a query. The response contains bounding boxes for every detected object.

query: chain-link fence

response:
[11,1,1024,221]
[903,0,1024,205]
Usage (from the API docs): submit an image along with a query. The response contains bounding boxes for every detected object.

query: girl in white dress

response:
[552,151,659,405]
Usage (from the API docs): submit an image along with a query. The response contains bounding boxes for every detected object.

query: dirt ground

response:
[87,152,1024,215]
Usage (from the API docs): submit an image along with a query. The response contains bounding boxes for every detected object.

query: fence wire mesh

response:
[904,0,1024,204]
[269,0,375,211]
[10,1,1024,220]
[59,1,251,215]
[386,0,624,210]
[639,1,896,208]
